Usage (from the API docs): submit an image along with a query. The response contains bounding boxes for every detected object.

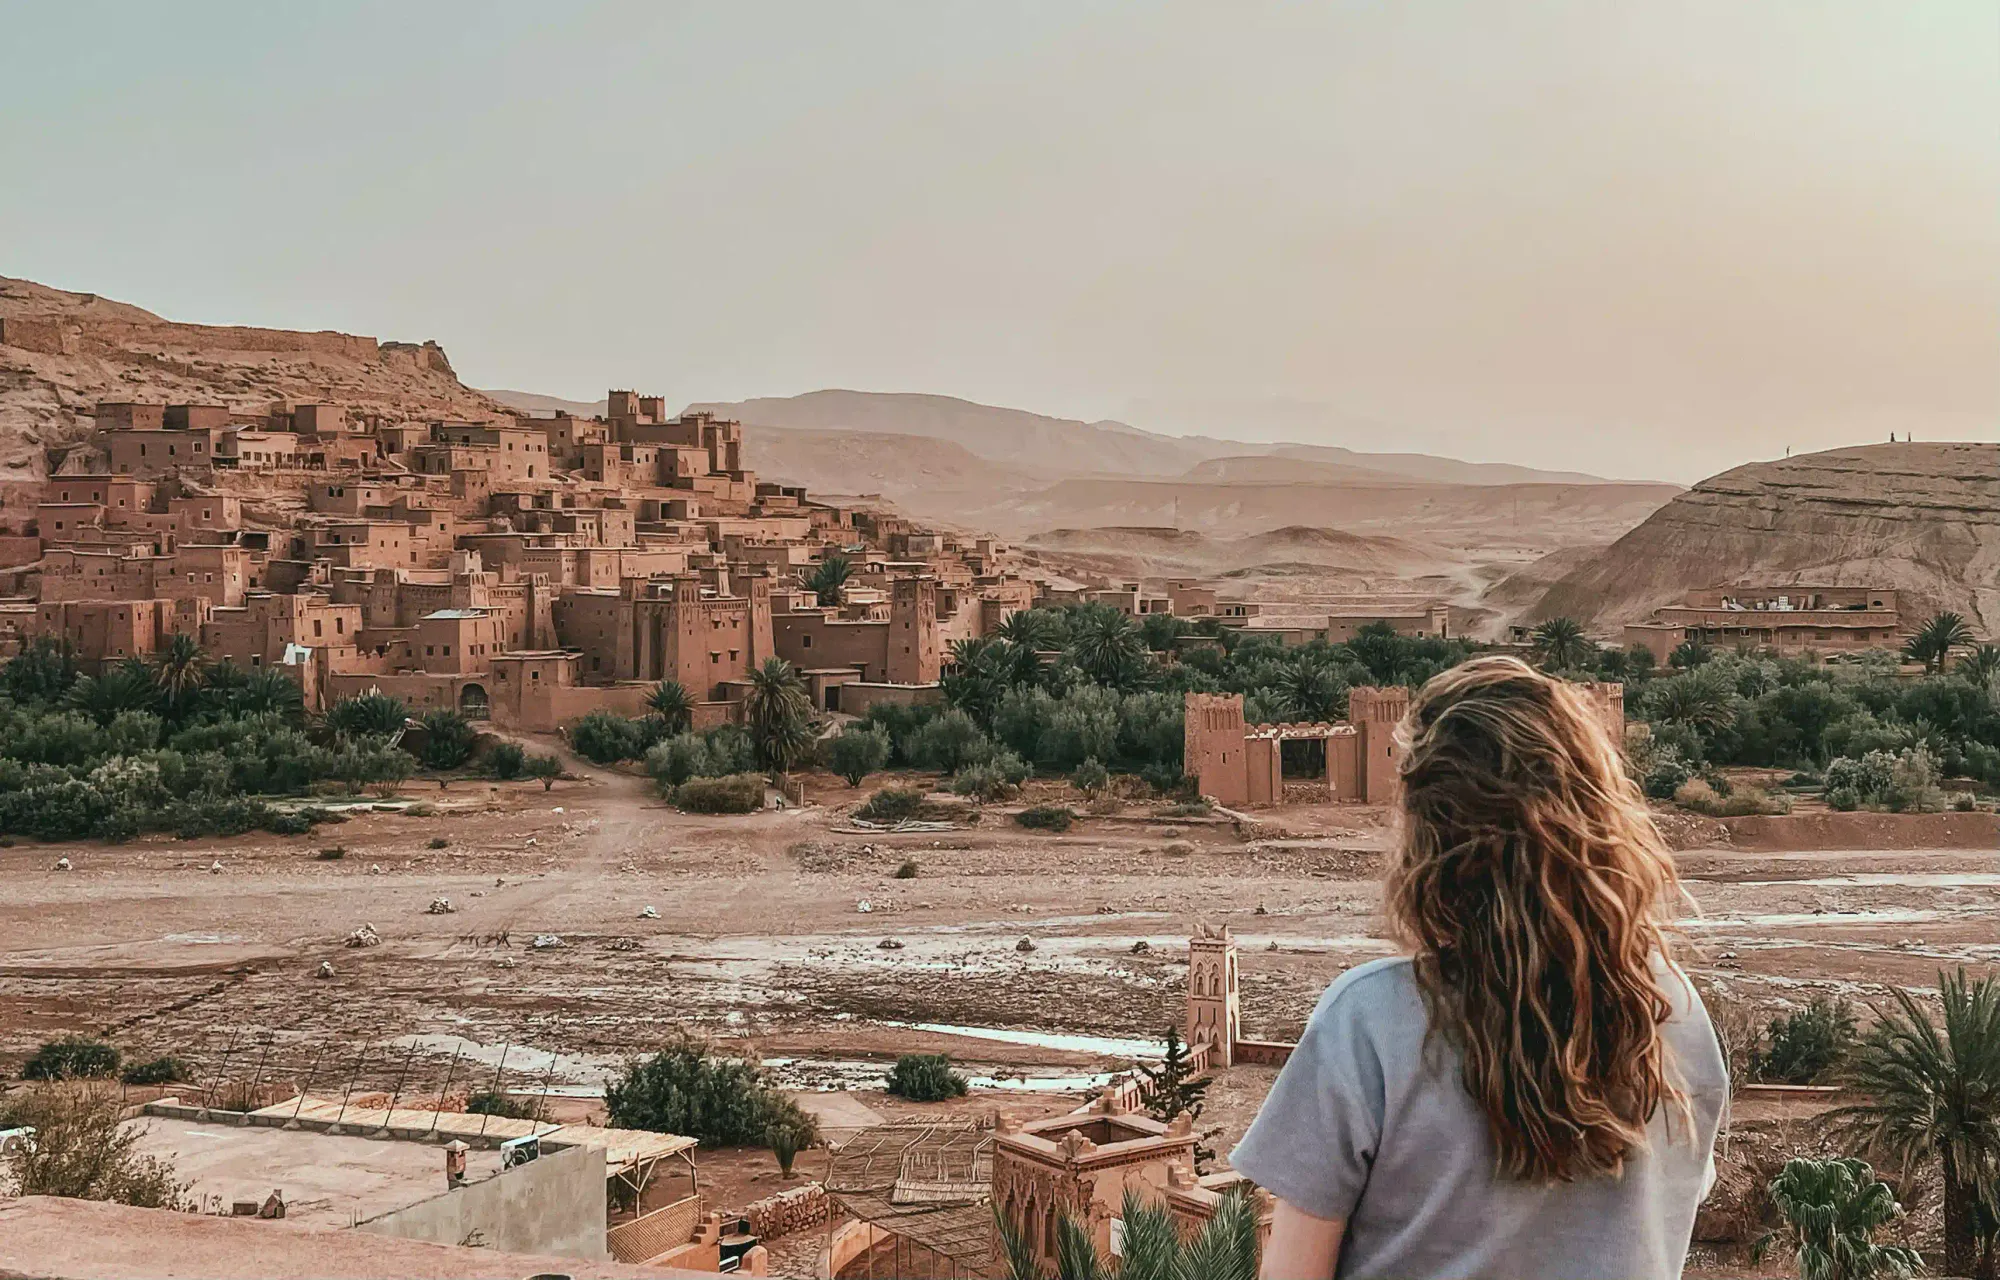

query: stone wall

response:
[739,1182,830,1239]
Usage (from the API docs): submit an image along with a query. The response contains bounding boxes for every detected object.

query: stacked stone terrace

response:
[0,390,1038,729]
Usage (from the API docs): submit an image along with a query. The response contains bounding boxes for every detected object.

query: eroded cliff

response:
[1532,443,2000,635]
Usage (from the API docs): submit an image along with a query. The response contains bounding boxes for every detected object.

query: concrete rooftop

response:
[127,1116,502,1228]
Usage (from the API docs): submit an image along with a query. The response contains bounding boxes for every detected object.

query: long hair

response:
[1383,655,1688,1183]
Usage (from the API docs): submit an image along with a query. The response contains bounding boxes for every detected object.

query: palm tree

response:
[997,610,1058,652]
[646,679,693,734]
[1531,617,1592,671]
[1273,656,1346,722]
[324,690,411,739]
[1646,667,1738,736]
[806,555,852,608]
[1907,612,1978,675]
[66,658,159,723]
[1067,607,1150,690]
[236,667,305,720]
[743,657,815,772]
[1833,967,2000,1278]
[154,632,205,721]
[1757,1156,1921,1280]
[1959,644,2000,689]
[999,1186,1258,1280]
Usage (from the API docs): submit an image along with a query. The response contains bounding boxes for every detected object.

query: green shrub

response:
[893,859,919,879]
[1071,758,1110,795]
[1953,792,1978,812]
[416,709,477,770]
[605,1033,820,1149]
[1016,805,1075,832]
[464,1089,549,1121]
[524,754,563,790]
[1,1087,189,1208]
[1757,997,1857,1084]
[314,845,346,860]
[952,750,1030,803]
[485,741,526,780]
[265,811,314,836]
[23,1035,121,1080]
[823,724,892,787]
[1822,748,1946,813]
[121,1054,194,1086]
[885,1053,969,1101]
[674,773,765,815]
[646,733,714,792]
[855,787,926,823]
[1673,778,1791,817]
[571,711,645,764]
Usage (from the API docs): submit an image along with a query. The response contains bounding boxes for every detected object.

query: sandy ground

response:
[3,743,1995,1274]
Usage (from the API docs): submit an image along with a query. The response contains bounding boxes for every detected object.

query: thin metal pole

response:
[197,1029,242,1119]
[328,1041,371,1134]
[285,1040,328,1129]
[239,1034,275,1125]
[374,1041,420,1137]
[531,1046,559,1135]
[476,1041,510,1140]
[427,1042,464,1140]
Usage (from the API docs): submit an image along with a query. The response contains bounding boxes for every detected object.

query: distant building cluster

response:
[0,392,1041,729]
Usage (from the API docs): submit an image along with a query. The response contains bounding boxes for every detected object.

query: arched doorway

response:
[458,683,490,719]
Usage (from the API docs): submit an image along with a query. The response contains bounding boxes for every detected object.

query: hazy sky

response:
[3,1,1993,482]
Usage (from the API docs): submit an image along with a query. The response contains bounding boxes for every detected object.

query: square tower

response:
[1185,924,1241,1067]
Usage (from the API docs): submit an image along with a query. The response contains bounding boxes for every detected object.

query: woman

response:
[1233,656,1727,1279]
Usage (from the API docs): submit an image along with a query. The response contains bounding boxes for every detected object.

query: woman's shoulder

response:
[1306,955,1425,1032]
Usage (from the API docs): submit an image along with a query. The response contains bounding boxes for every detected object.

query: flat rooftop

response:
[0,1196,697,1280]
[128,1116,503,1228]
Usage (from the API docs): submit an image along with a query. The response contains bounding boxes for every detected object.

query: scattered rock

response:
[343,923,382,949]
[1130,940,1150,954]
[1254,904,1269,915]
[1163,843,1195,857]
[877,938,905,950]
[314,961,335,979]
[1267,941,1280,951]
[856,900,874,914]
[367,864,384,875]
[604,937,639,952]
[638,905,659,919]
[426,897,455,915]
[208,860,224,874]
[1015,937,1037,953]
[495,955,518,969]
[53,857,71,872]
[1094,906,1117,915]
[494,877,505,886]
[531,933,564,949]
[552,807,564,814]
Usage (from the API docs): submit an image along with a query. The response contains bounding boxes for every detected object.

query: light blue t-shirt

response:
[1232,956,1727,1280]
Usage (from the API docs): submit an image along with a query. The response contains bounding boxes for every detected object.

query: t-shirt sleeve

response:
[1228,969,1388,1222]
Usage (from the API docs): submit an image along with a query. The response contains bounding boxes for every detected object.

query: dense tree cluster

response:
[0,636,447,841]
[1532,620,2000,809]
[825,604,1475,796]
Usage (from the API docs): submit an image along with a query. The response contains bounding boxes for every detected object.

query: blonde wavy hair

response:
[1383,655,1689,1183]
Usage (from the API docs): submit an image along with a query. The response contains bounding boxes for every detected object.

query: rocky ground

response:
[2,745,1993,1274]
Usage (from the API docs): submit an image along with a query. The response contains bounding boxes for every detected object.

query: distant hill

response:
[1530,442,2000,635]
[686,389,1625,487]
[0,276,500,480]
[484,388,607,418]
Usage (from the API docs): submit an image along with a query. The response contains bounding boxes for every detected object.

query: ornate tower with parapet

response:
[1185,923,1241,1067]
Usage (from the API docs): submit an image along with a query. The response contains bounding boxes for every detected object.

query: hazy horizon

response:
[3,1,1993,483]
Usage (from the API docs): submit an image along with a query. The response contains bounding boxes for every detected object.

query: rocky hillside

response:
[1531,443,2000,635]
[0,277,500,479]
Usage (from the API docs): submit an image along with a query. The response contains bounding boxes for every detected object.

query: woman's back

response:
[1235,657,1729,1278]
[1233,954,1728,1279]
